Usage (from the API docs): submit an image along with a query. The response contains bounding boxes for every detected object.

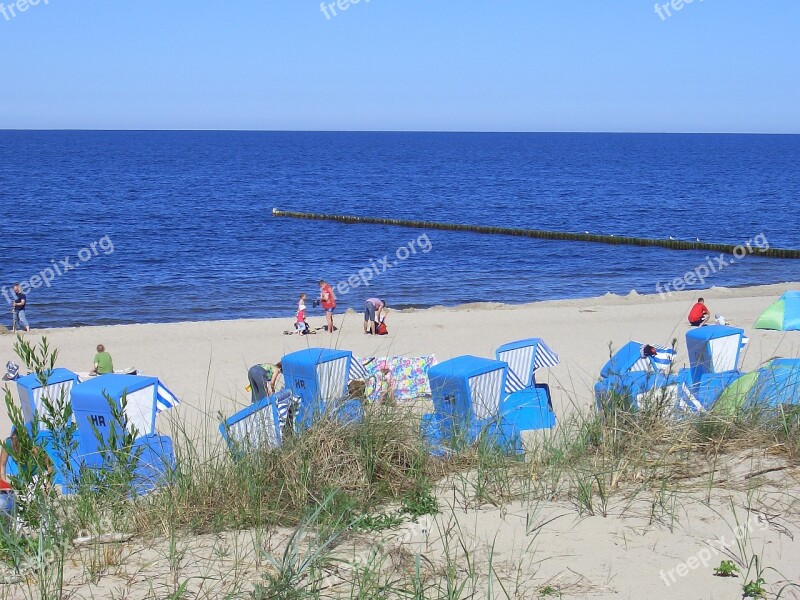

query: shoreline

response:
[6,280,800,334]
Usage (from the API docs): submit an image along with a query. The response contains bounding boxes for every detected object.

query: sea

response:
[1,131,799,328]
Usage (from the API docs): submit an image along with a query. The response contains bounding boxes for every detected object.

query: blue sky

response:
[1,1,798,132]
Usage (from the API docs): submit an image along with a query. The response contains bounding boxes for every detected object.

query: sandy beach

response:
[3,282,799,437]
[1,282,799,599]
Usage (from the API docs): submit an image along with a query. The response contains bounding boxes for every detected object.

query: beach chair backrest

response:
[15,369,80,428]
[686,326,747,382]
[282,348,352,426]
[429,356,507,426]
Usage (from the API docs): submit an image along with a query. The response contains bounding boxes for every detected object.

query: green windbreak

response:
[754,300,785,330]
[713,371,759,415]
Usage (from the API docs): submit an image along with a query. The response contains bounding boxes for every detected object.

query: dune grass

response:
[0,336,798,598]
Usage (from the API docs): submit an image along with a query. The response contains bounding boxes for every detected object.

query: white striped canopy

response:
[496,338,560,393]
[156,383,180,413]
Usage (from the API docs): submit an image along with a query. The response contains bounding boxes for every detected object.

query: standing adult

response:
[688,297,711,327]
[318,280,337,334]
[363,298,386,334]
[11,284,29,333]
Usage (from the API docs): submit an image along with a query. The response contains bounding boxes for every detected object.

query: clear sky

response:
[1,0,798,132]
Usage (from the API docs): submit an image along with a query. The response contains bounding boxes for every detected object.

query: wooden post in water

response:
[272,209,800,259]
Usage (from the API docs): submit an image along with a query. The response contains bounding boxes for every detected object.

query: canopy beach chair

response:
[220,389,293,453]
[422,352,557,456]
[594,342,678,412]
[280,348,362,429]
[69,375,180,493]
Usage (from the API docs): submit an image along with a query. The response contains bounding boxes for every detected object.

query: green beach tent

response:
[754,291,800,331]
[714,358,800,415]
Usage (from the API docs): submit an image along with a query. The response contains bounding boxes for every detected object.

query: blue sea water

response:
[0,131,798,328]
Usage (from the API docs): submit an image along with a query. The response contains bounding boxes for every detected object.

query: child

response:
[295,293,310,335]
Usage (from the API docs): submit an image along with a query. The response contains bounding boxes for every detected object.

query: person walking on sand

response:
[91,344,114,375]
[688,297,711,327]
[364,298,386,335]
[318,280,336,334]
[11,284,30,333]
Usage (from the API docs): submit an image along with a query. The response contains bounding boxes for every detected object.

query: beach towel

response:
[352,355,436,402]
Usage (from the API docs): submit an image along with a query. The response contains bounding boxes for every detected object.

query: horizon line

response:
[1,128,799,135]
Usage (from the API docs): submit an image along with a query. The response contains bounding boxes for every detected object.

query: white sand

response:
[3,282,798,437]
[1,281,799,598]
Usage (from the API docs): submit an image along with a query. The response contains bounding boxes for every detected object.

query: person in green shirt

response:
[247,362,282,403]
[92,344,114,375]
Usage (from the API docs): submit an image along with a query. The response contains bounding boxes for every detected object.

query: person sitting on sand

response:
[688,298,711,327]
[247,362,282,403]
[363,298,386,335]
[91,344,114,375]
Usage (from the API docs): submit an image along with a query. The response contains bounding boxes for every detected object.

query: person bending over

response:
[247,362,282,403]
[363,298,386,334]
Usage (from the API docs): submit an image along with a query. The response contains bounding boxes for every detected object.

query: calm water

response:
[1,131,799,328]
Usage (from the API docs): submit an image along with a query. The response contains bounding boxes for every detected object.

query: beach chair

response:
[594,341,678,412]
[495,338,559,430]
[496,338,559,392]
[15,368,80,428]
[422,356,526,455]
[220,389,291,454]
[69,374,180,493]
[281,348,362,429]
[677,325,749,411]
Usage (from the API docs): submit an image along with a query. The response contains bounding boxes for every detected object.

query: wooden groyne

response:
[272,209,800,259]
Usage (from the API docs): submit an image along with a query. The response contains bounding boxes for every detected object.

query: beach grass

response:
[1,337,799,598]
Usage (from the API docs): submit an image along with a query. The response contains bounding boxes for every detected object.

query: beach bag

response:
[376,321,388,335]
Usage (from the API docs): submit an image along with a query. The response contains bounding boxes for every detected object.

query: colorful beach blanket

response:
[352,355,436,402]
